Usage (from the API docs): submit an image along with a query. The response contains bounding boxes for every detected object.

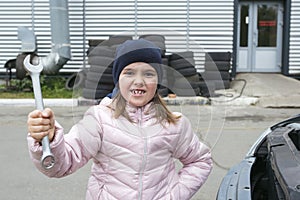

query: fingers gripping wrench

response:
[24,55,55,170]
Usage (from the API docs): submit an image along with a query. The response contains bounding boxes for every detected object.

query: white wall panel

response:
[290,0,300,74]
[0,0,234,74]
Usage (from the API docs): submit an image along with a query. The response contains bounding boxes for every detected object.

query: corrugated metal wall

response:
[0,1,32,71]
[188,0,234,67]
[0,0,234,74]
[290,0,300,74]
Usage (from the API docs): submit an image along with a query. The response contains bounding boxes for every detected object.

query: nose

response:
[133,73,144,86]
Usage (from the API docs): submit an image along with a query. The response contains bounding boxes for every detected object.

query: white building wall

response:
[0,0,234,74]
[290,0,300,74]
[0,1,33,72]
[189,0,234,69]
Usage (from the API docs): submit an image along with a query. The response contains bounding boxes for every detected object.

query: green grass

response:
[0,91,34,98]
[0,76,75,98]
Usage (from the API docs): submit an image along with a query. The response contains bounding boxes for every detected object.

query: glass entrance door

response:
[237,1,283,72]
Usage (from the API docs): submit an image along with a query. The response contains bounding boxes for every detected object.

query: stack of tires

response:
[82,36,132,99]
[139,34,166,58]
[168,51,201,96]
[158,57,169,97]
[139,34,168,97]
[205,52,231,89]
[200,52,231,97]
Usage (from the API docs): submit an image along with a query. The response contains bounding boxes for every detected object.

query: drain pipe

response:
[17,0,71,76]
[41,0,71,74]
[18,26,37,52]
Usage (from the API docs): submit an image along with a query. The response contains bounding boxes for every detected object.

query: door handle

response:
[253,30,258,47]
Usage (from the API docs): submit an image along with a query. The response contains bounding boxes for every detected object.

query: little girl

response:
[27,39,212,200]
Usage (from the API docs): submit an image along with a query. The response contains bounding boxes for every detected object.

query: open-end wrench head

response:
[41,154,55,170]
[23,54,43,74]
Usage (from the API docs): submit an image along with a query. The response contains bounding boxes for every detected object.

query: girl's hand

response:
[27,108,55,143]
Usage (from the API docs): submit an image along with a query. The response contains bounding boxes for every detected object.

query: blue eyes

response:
[145,72,155,77]
[124,71,134,75]
[123,71,155,77]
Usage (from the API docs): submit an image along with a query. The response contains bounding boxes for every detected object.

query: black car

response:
[217,114,300,200]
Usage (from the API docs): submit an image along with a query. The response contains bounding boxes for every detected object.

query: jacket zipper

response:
[138,108,148,200]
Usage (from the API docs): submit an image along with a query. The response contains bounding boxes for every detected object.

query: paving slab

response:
[0,73,299,108]
[230,73,300,107]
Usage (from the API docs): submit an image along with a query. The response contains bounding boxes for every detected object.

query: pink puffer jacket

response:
[28,97,212,200]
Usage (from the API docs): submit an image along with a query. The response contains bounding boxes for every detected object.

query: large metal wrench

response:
[23,55,55,170]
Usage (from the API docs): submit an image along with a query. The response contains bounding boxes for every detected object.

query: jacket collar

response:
[125,101,155,124]
[100,97,156,125]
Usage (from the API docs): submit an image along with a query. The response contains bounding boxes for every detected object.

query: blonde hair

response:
[110,90,180,124]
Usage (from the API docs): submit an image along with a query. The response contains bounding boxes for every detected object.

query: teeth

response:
[132,90,144,94]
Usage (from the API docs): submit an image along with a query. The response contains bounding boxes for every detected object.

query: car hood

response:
[217,114,300,200]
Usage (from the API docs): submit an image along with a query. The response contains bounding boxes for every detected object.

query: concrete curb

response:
[210,96,259,106]
[258,95,300,108]
[163,96,209,105]
[0,97,211,107]
[0,97,206,107]
[0,95,260,107]
[0,98,78,107]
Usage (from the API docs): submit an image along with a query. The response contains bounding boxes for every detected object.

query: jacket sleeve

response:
[27,106,102,178]
[172,115,213,200]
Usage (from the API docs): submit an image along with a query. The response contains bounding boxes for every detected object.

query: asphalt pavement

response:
[1,73,300,200]
[1,104,300,200]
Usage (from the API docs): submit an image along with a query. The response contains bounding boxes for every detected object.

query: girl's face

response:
[118,62,158,107]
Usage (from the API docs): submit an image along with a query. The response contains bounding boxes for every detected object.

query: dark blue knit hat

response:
[112,39,163,85]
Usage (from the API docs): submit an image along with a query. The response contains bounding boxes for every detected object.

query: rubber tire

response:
[173,81,201,89]
[205,52,231,62]
[205,61,231,71]
[162,57,169,66]
[82,88,112,99]
[65,70,86,90]
[97,35,132,47]
[158,87,169,97]
[169,51,194,61]
[16,53,29,80]
[173,77,200,89]
[107,35,132,45]
[88,56,114,66]
[199,81,216,97]
[87,46,115,57]
[86,71,114,84]
[88,39,106,47]
[175,67,197,77]
[139,35,166,56]
[151,41,166,56]
[185,74,201,82]
[84,80,114,90]
[201,71,231,81]
[214,80,231,89]
[139,34,166,43]
[169,58,196,69]
[172,87,200,97]
[89,65,113,74]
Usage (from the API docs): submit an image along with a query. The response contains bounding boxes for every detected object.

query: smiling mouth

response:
[131,89,146,95]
